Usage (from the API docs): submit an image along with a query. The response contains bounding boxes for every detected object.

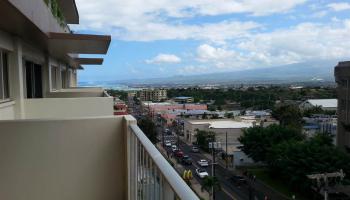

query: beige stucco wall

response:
[0,116,127,200]
[47,88,105,98]
[0,101,15,120]
[23,97,113,119]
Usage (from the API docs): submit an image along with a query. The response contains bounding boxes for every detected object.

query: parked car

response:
[191,146,199,153]
[230,175,246,186]
[171,145,178,152]
[175,150,184,158]
[181,155,192,165]
[195,168,209,178]
[197,159,209,167]
[165,140,172,147]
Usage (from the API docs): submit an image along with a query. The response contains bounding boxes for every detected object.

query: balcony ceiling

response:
[0,0,47,49]
[57,0,79,24]
[72,58,104,65]
[0,1,111,70]
[48,32,111,55]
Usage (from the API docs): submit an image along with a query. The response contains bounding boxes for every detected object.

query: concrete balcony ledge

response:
[0,115,198,200]
[24,97,113,119]
[48,87,108,98]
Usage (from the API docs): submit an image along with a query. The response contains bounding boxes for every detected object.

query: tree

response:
[211,114,219,119]
[238,124,304,162]
[272,105,303,130]
[201,176,221,199]
[302,105,324,117]
[195,130,215,152]
[202,112,208,119]
[138,117,157,144]
[266,133,350,192]
[224,112,233,119]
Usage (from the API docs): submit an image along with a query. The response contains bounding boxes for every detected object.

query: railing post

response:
[163,178,175,200]
[124,115,137,200]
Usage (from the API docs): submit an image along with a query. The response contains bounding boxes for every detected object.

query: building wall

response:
[139,89,167,102]
[335,62,350,149]
[0,116,126,200]
[184,121,244,144]
[0,24,80,120]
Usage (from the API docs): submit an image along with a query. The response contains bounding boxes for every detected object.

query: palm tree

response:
[201,176,221,200]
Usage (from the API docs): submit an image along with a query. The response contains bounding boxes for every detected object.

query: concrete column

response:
[9,37,25,119]
[42,55,50,97]
[57,63,63,90]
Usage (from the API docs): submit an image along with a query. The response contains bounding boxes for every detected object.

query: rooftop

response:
[306,99,337,108]
[188,119,253,129]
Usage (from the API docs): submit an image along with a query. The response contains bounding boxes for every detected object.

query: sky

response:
[71,0,350,82]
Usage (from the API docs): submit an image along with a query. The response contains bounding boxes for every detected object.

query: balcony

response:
[0,115,199,200]
[23,88,114,119]
[47,87,109,98]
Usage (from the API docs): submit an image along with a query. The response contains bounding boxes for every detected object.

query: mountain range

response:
[119,60,339,85]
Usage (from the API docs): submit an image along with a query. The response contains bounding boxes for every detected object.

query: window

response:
[25,61,43,98]
[0,51,9,101]
[51,66,58,90]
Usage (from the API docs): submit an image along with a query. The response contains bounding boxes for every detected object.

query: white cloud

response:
[73,0,305,41]
[328,2,350,11]
[146,54,181,64]
[197,44,235,62]
[192,19,350,71]
[238,20,350,66]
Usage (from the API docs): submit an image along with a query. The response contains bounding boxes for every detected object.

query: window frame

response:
[0,50,10,103]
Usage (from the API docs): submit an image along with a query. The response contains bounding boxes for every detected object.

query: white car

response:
[195,168,209,178]
[165,140,172,147]
[171,145,178,152]
[197,159,209,167]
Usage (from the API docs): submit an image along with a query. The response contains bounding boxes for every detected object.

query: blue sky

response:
[72,0,350,82]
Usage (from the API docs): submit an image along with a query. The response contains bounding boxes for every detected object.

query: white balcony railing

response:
[127,122,199,200]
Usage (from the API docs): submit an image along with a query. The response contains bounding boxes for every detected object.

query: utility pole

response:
[307,169,345,200]
[225,131,228,169]
[209,139,219,200]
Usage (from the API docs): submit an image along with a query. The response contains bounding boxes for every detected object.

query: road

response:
[176,140,254,200]
[127,99,274,200]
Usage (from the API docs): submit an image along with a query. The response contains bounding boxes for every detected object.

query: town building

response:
[184,119,253,144]
[0,1,198,200]
[303,115,337,144]
[114,99,128,115]
[184,119,257,167]
[142,101,207,115]
[335,61,350,150]
[173,96,194,103]
[139,88,167,102]
[299,99,337,111]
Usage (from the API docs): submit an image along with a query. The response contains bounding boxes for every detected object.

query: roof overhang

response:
[73,57,104,65]
[48,32,111,68]
[0,0,48,49]
[0,1,110,70]
[48,32,111,55]
[56,0,79,24]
